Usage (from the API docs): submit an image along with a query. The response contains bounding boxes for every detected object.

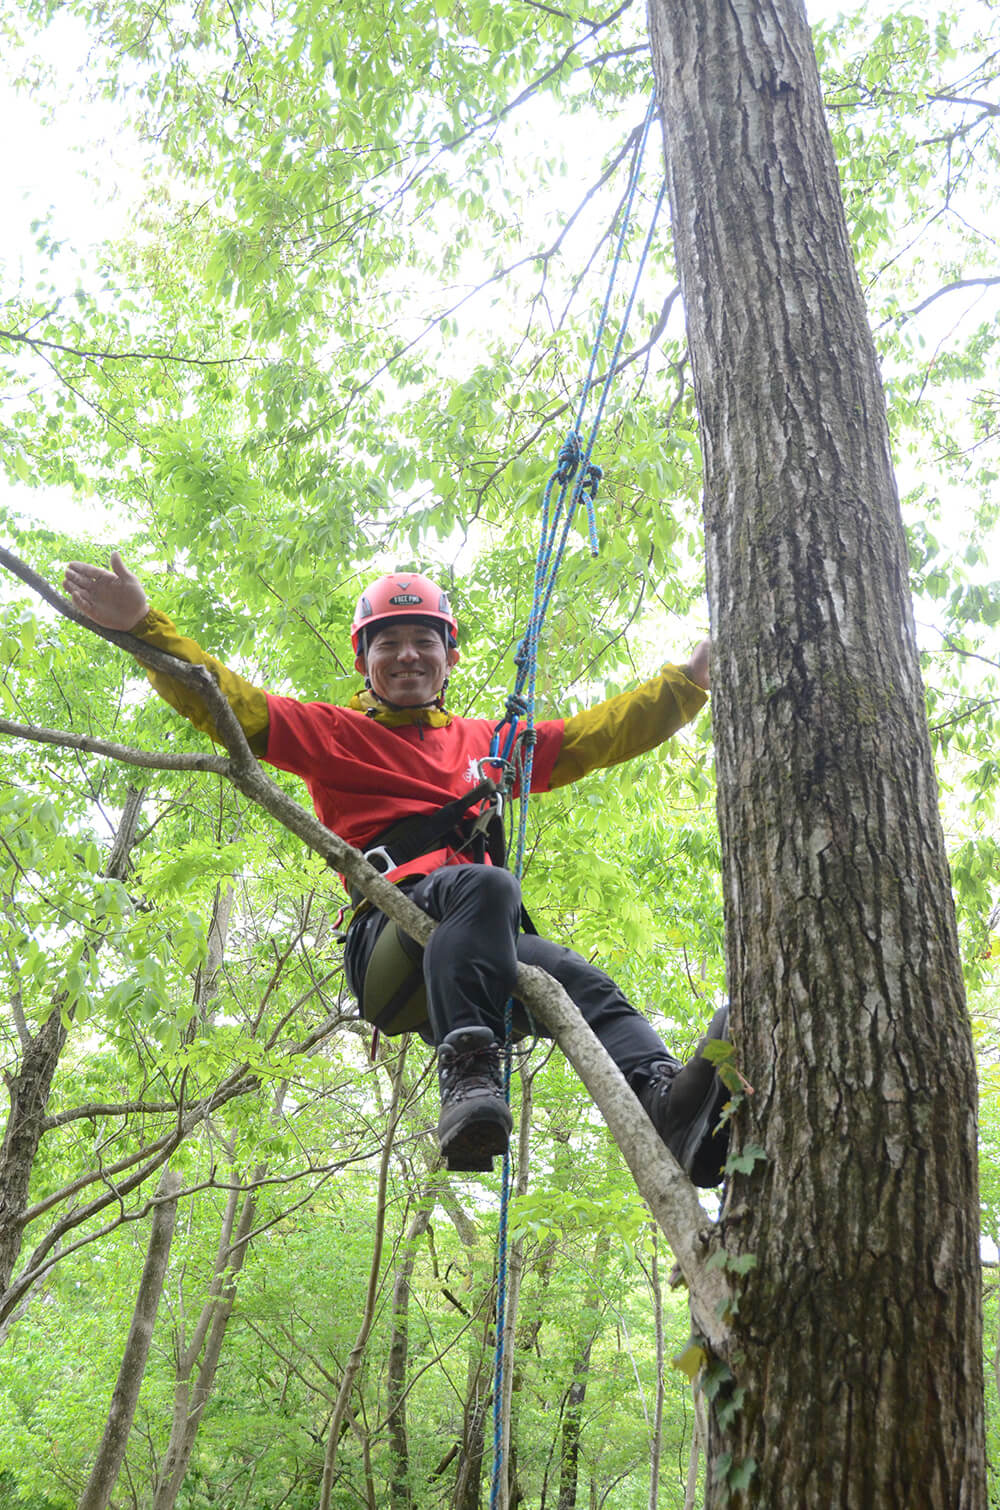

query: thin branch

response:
[926,91,999,113]
[42,1099,181,1132]
[516,0,603,26]
[0,717,229,774]
[940,632,1000,673]
[254,572,350,674]
[930,697,1000,733]
[225,0,255,73]
[881,275,1000,330]
[18,1003,346,1248]
[0,326,252,369]
[472,295,679,506]
[32,348,155,457]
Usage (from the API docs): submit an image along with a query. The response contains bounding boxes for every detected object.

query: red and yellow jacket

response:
[134,611,708,886]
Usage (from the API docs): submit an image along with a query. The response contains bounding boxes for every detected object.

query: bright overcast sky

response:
[0,0,993,561]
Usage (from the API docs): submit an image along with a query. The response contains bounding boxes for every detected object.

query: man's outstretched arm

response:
[548,640,710,789]
[63,554,270,754]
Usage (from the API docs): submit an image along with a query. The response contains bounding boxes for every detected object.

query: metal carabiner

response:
[477,755,516,794]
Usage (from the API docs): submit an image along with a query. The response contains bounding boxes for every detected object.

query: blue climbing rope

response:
[487,93,666,1509]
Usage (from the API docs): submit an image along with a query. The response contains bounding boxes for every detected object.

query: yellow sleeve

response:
[133,610,270,756]
[549,664,708,789]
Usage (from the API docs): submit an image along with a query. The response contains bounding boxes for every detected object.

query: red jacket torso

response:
[265,695,565,881]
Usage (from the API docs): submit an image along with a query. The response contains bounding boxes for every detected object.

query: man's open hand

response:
[681,638,710,691]
[63,553,149,632]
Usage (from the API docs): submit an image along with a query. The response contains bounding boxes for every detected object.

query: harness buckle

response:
[474,789,503,826]
[363,844,397,874]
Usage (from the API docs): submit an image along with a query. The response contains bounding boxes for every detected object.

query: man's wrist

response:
[679,661,707,689]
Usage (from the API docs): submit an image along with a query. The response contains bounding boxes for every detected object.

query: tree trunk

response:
[0,1007,68,1301]
[318,1042,408,1510]
[77,1167,182,1510]
[151,1174,260,1510]
[454,1357,488,1510]
[556,1230,608,1510]
[149,872,252,1510]
[429,1176,489,1510]
[647,1,985,1505]
[647,1225,665,1510]
[683,1385,707,1510]
[0,787,143,1310]
[495,1059,536,1510]
[387,1186,437,1510]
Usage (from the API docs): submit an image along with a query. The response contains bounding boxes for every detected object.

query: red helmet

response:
[351,572,458,654]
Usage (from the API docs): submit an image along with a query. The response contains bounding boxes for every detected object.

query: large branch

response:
[0,549,731,1340]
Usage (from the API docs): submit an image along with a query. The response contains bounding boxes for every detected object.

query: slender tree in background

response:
[647,0,984,1503]
[77,1167,182,1510]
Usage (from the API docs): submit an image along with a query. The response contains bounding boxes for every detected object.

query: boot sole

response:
[675,1006,731,1186]
[673,1079,729,1186]
[439,1106,512,1173]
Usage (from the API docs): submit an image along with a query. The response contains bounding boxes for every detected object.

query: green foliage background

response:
[0,0,998,1503]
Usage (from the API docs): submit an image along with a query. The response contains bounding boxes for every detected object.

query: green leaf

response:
[725,1143,768,1176]
[672,1340,706,1380]
[728,1457,758,1491]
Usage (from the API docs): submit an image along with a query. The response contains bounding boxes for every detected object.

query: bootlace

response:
[440,1041,502,1098]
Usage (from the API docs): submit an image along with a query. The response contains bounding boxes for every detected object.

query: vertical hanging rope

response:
[487,93,665,1510]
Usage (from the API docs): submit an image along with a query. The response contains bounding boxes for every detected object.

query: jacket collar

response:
[348,689,452,728]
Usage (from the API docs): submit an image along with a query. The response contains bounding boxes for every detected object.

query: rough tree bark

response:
[647,0,985,1505]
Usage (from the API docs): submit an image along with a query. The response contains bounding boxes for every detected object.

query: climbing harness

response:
[488,91,667,1510]
[347,776,504,905]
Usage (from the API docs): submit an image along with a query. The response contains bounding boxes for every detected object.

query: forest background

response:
[0,0,998,1505]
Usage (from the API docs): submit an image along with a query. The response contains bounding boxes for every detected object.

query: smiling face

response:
[357,619,460,706]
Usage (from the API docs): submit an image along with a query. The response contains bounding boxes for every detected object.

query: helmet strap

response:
[361,670,449,715]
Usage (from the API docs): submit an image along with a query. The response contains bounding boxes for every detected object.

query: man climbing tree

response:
[63,552,731,1180]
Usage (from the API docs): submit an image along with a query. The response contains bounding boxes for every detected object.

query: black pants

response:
[343,864,674,1082]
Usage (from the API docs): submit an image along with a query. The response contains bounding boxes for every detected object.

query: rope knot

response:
[555,429,582,484]
[582,463,602,501]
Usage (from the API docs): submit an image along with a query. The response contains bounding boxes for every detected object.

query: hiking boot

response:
[436,1026,513,1172]
[635,1006,731,1187]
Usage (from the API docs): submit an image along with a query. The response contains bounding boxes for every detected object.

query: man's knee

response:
[421,863,522,923]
